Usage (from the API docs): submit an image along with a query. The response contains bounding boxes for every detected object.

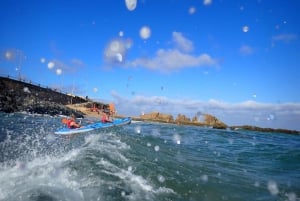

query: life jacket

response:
[67,119,74,128]
[101,113,111,123]
[101,115,107,123]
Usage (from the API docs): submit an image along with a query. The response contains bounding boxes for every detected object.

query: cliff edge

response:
[0,76,86,117]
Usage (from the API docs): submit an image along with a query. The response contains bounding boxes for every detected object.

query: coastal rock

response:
[202,114,227,129]
[0,76,86,117]
[230,125,300,135]
[141,111,174,122]
[140,111,227,129]
[175,114,190,123]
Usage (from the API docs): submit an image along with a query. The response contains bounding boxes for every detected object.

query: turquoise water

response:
[0,113,299,201]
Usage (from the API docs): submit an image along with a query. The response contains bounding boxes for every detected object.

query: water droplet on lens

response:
[173,134,181,145]
[268,180,279,195]
[125,0,137,11]
[157,175,165,183]
[140,26,151,40]
[135,126,141,134]
[287,192,296,201]
[48,62,55,69]
[242,25,250,33]
[56,68,62,75]
[188,6,196,15]
[201,174,208,182]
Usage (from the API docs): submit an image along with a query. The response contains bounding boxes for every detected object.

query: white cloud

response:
[110,92,300,131]
[46,58,84,74]
[272,33,298,43]
[129,49,216,72]
[71,58,84,67]
[125,32,217,72]
[172,32,194,53]
[239,45,254,55]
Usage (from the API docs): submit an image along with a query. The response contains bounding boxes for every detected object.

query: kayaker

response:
[101,111,112,123]
[67,114,81,128]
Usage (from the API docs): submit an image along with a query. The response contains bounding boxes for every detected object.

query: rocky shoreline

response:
[128,112,300,135]
[0,76,87,118]
[1,76,299,135]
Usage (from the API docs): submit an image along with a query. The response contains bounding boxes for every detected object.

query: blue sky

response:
[1,0,300,130]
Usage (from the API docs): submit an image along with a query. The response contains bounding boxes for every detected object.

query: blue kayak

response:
[54,117,131,135]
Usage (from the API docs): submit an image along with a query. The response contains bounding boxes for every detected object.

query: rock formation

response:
[0,76,86,117]
[141,111,174,123]
[140,111,227,128]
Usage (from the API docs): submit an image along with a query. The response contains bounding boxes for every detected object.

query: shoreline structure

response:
[1,75,299,135]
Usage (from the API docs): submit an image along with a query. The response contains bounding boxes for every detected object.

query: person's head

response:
[71,113,76,119]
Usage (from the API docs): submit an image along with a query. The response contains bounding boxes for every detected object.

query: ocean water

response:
[0,112,299,201]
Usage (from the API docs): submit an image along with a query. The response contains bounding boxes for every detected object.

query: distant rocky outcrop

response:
[201,114,227,129]
[230,125,300,135]
[140,111,227,129]
[141,111,174,123]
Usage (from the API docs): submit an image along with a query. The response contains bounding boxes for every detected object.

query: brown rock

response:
[141,111,174,122]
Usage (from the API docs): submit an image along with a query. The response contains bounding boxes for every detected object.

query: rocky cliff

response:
[0,76,87,117]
